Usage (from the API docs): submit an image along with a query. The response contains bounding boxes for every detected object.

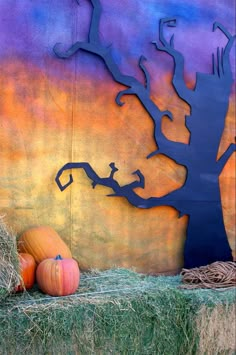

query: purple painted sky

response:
[0,0,235,85]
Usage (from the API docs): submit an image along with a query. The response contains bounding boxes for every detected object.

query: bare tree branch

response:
[115,89,135,106]
[54,1,189,166]
[217,142,236,173]
[213,22,236,80]
[152,18,193,103]
[139,55,151,94]
[55,162,184,212]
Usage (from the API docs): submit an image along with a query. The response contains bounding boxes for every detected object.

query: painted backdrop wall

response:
[0,0,235,273]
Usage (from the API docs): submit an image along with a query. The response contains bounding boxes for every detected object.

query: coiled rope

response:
[180,261,236,289]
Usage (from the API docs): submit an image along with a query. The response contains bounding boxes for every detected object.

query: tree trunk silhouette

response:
[184,201,231,268]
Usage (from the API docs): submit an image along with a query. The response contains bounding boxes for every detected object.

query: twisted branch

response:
[217,142,236,173]
[54,1,190,165]
[213,22,236,79]
[55,162,183,211]
[152,17,193,103]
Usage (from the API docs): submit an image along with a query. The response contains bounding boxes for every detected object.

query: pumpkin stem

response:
[55,255,63,260]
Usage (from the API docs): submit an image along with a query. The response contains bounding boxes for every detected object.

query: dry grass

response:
[0,219,235,354]
[0,217,20,301]
[196,304,236,355]
[0,268,235,354]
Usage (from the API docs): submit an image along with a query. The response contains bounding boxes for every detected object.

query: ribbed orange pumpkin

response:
[15,253,36,292]
[18,226,72,264]
[36,255,80,296]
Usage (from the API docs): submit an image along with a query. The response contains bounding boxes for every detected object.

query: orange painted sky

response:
[0,58,235,272]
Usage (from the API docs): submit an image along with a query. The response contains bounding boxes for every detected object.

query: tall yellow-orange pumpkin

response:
[15,253,36,292]
[18,226,72,264]
[36,255,80,296]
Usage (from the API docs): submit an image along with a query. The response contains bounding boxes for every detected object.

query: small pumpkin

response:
[36,255,80,296]
[15,253,36,292]
[18,226,72,264]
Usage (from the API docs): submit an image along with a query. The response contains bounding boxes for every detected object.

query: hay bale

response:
[0,217,20,301]
[196,304,236,355]
[0,268,235,354]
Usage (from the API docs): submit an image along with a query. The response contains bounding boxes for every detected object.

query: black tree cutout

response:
[54,0,235,268]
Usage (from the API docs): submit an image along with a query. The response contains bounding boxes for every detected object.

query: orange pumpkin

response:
[36,255,80,296]
[15,253,36,292]
[18,226,72,264]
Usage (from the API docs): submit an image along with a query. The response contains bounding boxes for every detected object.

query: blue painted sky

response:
[0,0,235,82]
